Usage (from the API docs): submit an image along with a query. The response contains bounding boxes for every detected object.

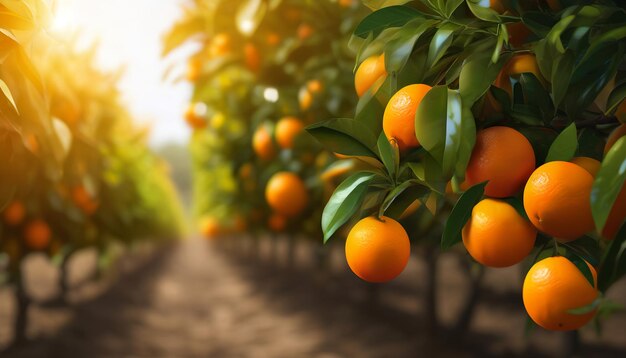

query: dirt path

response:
[2,236,626,357]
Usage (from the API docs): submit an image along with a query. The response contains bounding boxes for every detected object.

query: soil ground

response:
[1,235,625,357]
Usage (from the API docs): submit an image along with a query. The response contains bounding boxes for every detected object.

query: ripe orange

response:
[489,0,505,13]
[307,80,323,93]
[3,200,25,226]
[339,0,355,8]
[466,126,536,198]
[571,157,601,177]
[524,161,595,240]
[200,216,221,239]
[275,116,304,149]
[507,22,530,47]
[605,123,626,154]
[71,186,99,215]
[495,54,546,96]
[239,163,253,180]
[354,54,386,97]
[299,80,323,111]
[383,84,431,152]
[252,126,275,161]
[184,104,206,129]
[24,219,51,250]
[462,199,537,267]
[244,43,260,73]
[297,23,313,40]
[186,57,202,82]
[268,213,287,232]
[208,33,231,57]
[523,256,598,331]
[265,172,309,217]
[266,32,281,46]
[345,216,410,283]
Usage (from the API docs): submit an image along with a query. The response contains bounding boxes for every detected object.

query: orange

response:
[275,116,304,149]
[571,157,601,177]
[507,22,530,47]
[489,0,506,13]
[265,172,309,217]
[268,213,287,232]
[495,54,546,96]
[345,216,410,283]
[252,126,275,161]
[339,0,355,8]
[399,199,422,219]
[354,54,386,97]
[24,219,51,250]
[307,80,323,93]
[184,104,206,129]
[3,200,25,226]
[524,161,595,240]
[267,32,281,46]
[466,126,535,198]
[605,123,626,154]
[462,199,537,267]
[299,86,313,111]
[71,186,99,215]
[297,23,313,40]
[383,84,431,151]
[244,43,260,73]
[523,256,598,331]
[239,163,253,180]
[200,216,221,239]
[208,33,231,57]
[602,184,626,240]
[186,57,202,82]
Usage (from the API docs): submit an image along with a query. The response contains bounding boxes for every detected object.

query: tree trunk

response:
[451,262,484,338]
[562,330,580,357]
[12,271,30,347]
[423,245,439,337]
[286,235,296,268]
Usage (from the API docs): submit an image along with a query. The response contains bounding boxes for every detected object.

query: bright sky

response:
[51,0,195,147]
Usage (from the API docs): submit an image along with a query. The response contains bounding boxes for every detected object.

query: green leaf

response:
[466,0,500,22]
[377,132,398,180]
[565,251,596,288]
[385,185,430,219]
[568,296,602,315]
[563,236,601,268]
[415,86,474,179]
[354,5,423,39]
[606,81,626,115]
[322,172,377,243]
[591,136,626,232]
[306,119,379,158]
[441,181,487,250]
[545,123,578,162]
[426,23,456,68]
[519,73,554,123]
[459,50,507,105]
[598,222,626,293]
[384,19,435,73]
[551,50,575,110]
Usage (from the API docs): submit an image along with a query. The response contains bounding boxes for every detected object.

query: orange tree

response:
[164,0,368,260]
[0,4,183,346]
[307,0,626,336]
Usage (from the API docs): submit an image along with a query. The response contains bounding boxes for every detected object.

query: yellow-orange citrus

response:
[3,200,25,226]
[200,216,221,239]
[297,23,313,40]
[354,54,386,97]
[275,116,304,149]
[265,172,309,217]
[24,219,51,250]
[71,186,99,215]
[252,126,275,161]
[495,54,546,96]
[244,43,260,73]
[524,161,595,240]
[383,84,431,152]
[466,126,535,198]
[345,216,410,283]
[184,104,206,129]
[208,33,231,57]
[186,57,202,82]
[523,256,598,331]
[605,123,626,154]
[462,199,537,267]
[571,157,601,177]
